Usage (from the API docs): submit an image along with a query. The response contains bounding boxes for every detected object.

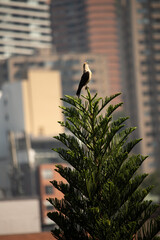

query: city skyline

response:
[0,0,160,187]
[0,0,160,236]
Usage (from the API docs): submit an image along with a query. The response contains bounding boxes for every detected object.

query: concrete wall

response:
[0,92,8,157]
[0,198,41,235]
[0,81,25,159]
[0,157,11,196]
[2,81,25,133]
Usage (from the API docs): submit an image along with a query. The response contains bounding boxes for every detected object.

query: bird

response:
[76,62,92,98]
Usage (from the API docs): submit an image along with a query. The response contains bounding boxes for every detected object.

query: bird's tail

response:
[76,86,81,98]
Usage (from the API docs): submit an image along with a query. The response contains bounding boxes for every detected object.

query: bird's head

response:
[83,62,89,71]
[83,61,88,66]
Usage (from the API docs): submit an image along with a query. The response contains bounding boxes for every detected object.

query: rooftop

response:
[0,232,55,240]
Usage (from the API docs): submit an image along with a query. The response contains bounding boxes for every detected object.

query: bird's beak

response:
[84,62,89,66]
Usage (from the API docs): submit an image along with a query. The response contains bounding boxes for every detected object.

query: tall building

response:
[50,0,122,101]
[0,0,52,60]
[119,0,160,173]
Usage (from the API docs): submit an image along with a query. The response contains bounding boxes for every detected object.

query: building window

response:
[44,216,53,225]
[137,8,148,14]
[149,162,155,167]
[137,18,150,24]
[142,81,149,85]
[145,121,151,126]
[45,185,54,195]
[66,59,80,66]
[143,101,151,106]
[42,169,53,179]
[44,200,54,210]
[140,49,151,55]
[136,0,148,2]
[139,40,149,45]
[38,127,44,135]
[143,91,153,96]
[4,114,9,121]
[144,111,151,116]
[146,132,156,137]
[3,98,8,105]
[46,205,54,211]
[72,69,81,75]
[147,142,152,147]
[147,141,157,147]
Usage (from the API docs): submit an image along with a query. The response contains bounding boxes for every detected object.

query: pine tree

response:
[47,89,160,240]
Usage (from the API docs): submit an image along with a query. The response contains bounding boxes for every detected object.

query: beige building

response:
[119,0,160,173]
[22,69,63,137]
[1,69,63,138]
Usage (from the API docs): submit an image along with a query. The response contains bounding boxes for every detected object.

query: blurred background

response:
[0,0,160,238]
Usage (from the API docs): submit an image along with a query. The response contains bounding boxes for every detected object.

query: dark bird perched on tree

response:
[76,62,92,98]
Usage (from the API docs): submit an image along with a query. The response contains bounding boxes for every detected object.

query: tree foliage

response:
[48,90,160,240]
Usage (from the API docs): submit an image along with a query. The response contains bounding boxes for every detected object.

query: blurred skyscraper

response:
[119,0,160,173]
[0,0,53,60]
[50,0,122,101]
